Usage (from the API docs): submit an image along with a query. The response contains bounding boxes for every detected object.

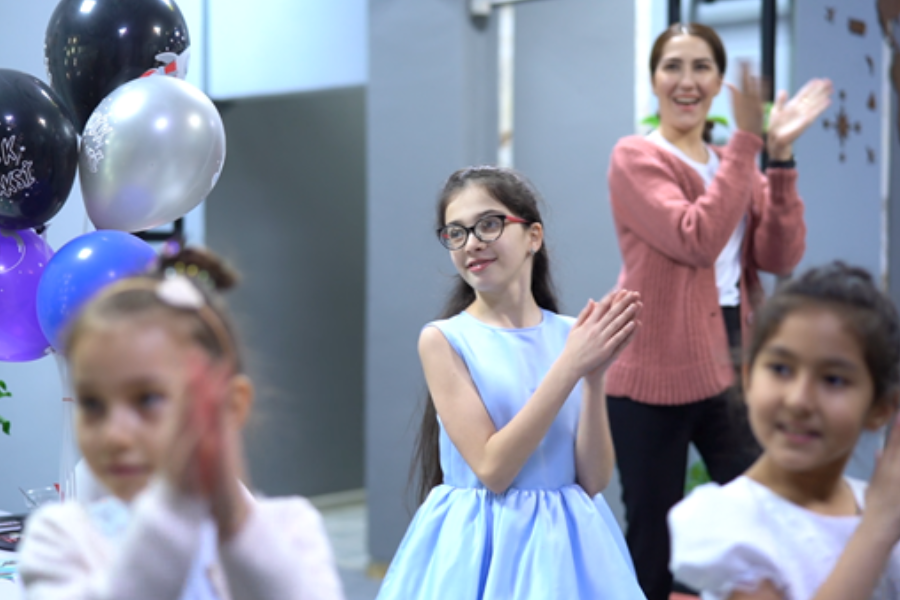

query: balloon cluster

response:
[0,0,226,362]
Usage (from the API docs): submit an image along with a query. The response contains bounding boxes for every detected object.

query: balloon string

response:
[53,352,73,403]
[82,210,94,235]
[53,351,79,502]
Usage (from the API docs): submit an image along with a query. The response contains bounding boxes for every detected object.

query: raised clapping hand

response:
[728,62,767,138]
[163,351,250,540]
[727,62,833,161]
[564,290,643,381]
[766,77,833,160]
[863,409,900,546]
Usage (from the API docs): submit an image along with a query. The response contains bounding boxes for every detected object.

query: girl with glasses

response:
[605,22,831,600]
[375,166,647,600]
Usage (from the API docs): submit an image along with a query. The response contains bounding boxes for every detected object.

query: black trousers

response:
[607,306,760,600]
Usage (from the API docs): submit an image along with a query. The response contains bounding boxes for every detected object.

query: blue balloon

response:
[36,230,157,351]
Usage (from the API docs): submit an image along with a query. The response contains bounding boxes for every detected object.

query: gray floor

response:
[319,499,382,600]
[338,568,383,600]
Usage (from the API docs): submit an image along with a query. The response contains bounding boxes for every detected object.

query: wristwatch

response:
[766,156,796,169]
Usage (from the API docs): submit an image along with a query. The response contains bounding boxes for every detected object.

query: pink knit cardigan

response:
[605,130,806,405]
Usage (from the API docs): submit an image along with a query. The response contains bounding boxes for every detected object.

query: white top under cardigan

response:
[17,478,345,600]
[646,129,746,307]
[669,476,900,600]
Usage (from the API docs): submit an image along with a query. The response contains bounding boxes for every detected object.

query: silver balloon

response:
[79,75,225,232]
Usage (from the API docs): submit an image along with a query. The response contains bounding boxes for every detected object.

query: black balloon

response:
[45,0,191,133]
[0,70,78,230]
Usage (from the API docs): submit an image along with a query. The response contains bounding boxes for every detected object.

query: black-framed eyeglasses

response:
[437,214,531,251]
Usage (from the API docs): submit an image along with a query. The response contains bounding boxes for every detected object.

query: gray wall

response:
[366,0,635,563]
[892,91,900,304]
[207,87,366,497]
[889,50,900,304]
[0,0,91,512]
[793,0,883,275]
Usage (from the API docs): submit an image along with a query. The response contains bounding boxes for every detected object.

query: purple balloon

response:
[0,230,53,361]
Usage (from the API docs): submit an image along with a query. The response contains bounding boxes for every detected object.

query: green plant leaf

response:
[763,102,773,133]
[641,114,731,130]
[0,382,12,433]
[685,459,712,494]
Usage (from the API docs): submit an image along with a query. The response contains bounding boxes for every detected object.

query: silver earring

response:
[529,248,536,256]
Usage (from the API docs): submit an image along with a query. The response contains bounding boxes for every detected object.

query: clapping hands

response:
[163,351,250,540]
[565,290,643,382]
[864,408,900,544]
[766,77,833,160]
[728,62,833,160]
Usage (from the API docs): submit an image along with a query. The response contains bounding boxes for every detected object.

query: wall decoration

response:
[817,8,879,161]
[795,0,888,294]
[824,90,864,162]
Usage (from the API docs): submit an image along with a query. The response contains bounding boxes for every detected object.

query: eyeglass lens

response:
[441,215,505,249]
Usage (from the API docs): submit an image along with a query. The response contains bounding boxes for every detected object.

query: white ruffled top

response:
[669,476,900,600]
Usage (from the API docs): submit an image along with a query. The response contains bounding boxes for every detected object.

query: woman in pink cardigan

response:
[605,23,831,600]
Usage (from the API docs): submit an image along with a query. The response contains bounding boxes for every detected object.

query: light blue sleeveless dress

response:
[376,309,646,599]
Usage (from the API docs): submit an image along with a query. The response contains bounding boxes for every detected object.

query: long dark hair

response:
[410,166,560,505]
[650,22,727,143]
